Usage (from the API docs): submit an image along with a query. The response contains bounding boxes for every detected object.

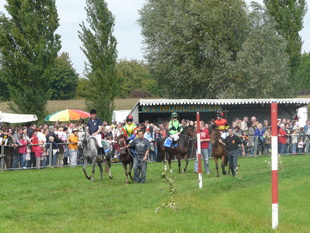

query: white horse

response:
[78,127,112,182]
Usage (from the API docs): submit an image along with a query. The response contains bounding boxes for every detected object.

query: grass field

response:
[0,98,140,114]
[0,155,309,233]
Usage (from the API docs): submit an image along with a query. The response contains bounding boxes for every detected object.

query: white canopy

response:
[0,111,38,123]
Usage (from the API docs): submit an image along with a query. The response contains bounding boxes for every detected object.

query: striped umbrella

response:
[45,109,90,122]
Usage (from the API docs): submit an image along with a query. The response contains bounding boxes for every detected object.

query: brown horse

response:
[159,126,196,173]
[210,125,228,177]
[116,134,134,184]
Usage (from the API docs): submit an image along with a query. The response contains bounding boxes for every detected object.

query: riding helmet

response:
[90,109,97,115]
[171,112,178,118]
[126,115,134,121]
[216,111,224,118]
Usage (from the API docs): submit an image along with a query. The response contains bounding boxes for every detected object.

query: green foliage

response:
[264,0,308,90]
[295,52,310,94]
[0,67,10,100]
[78,0,117,122]
[49,52,79,100]
[116,59,159,98]
[76,78,90,98]
[0,156,309,232]
[139,0,249,98]
[0,0,61,119]
[224,2,291,98]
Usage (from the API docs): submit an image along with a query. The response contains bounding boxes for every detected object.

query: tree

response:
[49,52,79,100]
[264,0,308,89]
[78,0,117,122]
[295,52,310,94]
[138,0,249,98]
[0,0,61,119]
[0,66,10,100]
[116,59,158,98]
[223,2,291,98]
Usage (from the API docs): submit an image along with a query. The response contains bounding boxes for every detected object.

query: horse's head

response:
[116,134,127,154]
[182,125,197,138]
[210,126,220,144]
[78,127,89,149]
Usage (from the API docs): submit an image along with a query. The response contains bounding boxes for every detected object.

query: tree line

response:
[0,0,309,121]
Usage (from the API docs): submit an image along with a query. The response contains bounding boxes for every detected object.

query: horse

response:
[209,125,228,177]
[158,125,196,173]
[78,127,113,182]
[115,134,134,184]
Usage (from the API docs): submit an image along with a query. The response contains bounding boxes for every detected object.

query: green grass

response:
[0,155,309,233]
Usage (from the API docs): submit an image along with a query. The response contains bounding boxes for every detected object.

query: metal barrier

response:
[0,134,309,171]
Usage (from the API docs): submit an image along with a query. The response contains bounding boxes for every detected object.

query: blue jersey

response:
[87,118,103,134]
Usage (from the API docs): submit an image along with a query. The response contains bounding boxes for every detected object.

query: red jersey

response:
[278,128,287,144]
[200,128,210,149]
[214,118,228,131]
[31,135,39,153]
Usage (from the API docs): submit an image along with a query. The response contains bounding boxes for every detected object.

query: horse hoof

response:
[223,171,227,175]
[86,176,91,180]
[217,175,220,177]
[109,176,113,179]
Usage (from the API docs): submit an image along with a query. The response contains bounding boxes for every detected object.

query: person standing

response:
[194,121,211,174]
[130,130,150,183]
[87,109,105,155]
[221,128,245,177]
[68,128,79,166]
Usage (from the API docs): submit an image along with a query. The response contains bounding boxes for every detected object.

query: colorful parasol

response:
[45,109,90,122]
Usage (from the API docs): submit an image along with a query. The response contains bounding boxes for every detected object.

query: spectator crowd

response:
[1,115,309,171]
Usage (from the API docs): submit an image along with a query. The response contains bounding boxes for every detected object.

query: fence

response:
[1,134,310,171]
[0,142,78,171]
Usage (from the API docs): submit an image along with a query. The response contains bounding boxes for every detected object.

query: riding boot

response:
[171,140,177,148]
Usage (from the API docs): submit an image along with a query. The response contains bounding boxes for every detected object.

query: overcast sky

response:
[1,0,310,75]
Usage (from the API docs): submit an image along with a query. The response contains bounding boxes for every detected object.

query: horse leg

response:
[128,161,134,181]
[163,151,167,172]
[122,163,129,184]
[214,157,220,177]
[91,158,96,182]
[182,155,189,173]
[221,155,227,175]
[178,156,181,173]
[97,160,103,180]
[83,159,91,180]
[168,153,173,173]
[108,159,113,179]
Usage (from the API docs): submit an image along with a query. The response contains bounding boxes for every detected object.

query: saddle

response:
[164,137,178,148]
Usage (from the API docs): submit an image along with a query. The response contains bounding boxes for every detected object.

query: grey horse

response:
[78,127,112,182]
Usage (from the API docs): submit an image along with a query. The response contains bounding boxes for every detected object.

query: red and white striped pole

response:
[196,112,202,189]
[271,103,279,229]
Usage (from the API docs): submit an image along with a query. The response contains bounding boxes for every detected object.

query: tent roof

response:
[137,98,310,106]
[0,112,38,123]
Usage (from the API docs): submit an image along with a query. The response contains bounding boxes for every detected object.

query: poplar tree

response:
[264,0,307,88]
[0,0,61,119]
[78,0,117,122]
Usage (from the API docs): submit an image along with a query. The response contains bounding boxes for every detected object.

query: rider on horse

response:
[87,109,105,155]
[214,111,229,139]
[169,112,182,147]
[122,115,138,142]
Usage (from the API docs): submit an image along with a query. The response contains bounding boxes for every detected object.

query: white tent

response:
[0,111,38,123]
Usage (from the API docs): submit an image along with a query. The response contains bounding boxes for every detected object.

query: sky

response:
[1,0,310,75]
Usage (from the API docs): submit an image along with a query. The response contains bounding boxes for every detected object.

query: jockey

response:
[122,115,138,141]
[169,112,181,145]
[87,109,105,155]
[214,111,229,139]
